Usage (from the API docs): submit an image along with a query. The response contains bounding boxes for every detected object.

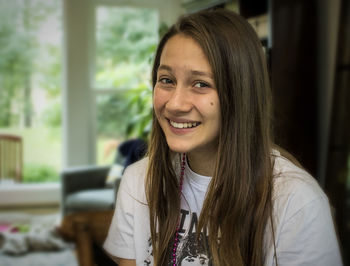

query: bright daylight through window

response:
[0,0,62,183]
[94,7,158,165]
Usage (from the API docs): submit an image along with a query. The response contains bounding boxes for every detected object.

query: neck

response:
[187,151,217,177]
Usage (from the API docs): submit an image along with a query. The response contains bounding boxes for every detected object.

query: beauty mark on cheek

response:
[210,102,214,106]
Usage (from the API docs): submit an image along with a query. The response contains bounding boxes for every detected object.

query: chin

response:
[166,141,191,154]
[168,146,189,154]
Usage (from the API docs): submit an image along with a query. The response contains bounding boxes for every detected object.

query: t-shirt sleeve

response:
[103,168,136,259]
[276,192,343,266]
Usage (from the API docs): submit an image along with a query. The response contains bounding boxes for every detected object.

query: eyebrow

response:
[158,64,214,79]
[191,70,214,79]
[158,65,172,72]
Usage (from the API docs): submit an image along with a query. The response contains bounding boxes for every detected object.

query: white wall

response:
[62,0,95,167]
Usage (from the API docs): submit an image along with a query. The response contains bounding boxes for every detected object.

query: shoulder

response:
[123,157,149,178]
[273,153,326,203]
[271,152,330,222]
[269,153,342,265]
[119,157,149,201]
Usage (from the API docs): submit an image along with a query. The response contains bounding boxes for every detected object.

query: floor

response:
[0,205,78,266]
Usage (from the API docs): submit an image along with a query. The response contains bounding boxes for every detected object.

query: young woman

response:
[104,9,342,266]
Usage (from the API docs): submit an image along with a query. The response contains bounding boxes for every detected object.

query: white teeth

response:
[170,120,198,129]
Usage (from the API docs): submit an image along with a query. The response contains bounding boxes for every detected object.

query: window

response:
[93,6,158,165]
[0,0,62,183]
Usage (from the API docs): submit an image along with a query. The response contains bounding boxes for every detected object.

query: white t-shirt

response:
[103,153,342,266]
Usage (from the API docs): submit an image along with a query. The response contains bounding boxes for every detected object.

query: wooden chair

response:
[0,134,23,183]
[59,210,114,266]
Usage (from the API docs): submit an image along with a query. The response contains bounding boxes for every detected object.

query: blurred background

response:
[0,0,348,265]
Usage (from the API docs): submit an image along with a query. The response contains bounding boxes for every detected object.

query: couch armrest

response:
[61,165,110,198]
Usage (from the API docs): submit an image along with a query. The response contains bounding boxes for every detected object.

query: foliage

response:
[0,0,60,128]
[96,8,158,65]
[0,2,33,126]
[124,84,153,139]
[41,101,61,128]
[97,93,129,138]
[95,7,159,140]
[96,85,152,140]
[23,163,59,183]
[37,45,62,99]
[39,45,62,127]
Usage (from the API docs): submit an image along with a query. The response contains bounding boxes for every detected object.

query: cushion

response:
[65,189,115,212]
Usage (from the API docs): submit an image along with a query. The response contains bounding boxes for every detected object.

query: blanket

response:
[0,212,74,255]
[0,226,73,255]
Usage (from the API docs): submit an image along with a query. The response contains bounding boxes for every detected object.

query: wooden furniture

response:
[0,134,23,183]
[59,210,114,266]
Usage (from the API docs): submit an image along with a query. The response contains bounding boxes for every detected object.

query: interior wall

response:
[270,0,319,177]
[325,0,350,262]
[317,0,341,186]
[239,0,341,183]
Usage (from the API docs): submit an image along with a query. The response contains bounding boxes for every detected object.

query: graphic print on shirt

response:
[143,209,212,265]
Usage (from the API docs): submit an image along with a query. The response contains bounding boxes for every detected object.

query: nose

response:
[165,86,192,114]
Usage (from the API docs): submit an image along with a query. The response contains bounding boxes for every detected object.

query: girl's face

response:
[153,34,221,157]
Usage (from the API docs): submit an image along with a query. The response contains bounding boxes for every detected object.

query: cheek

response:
[210,94,221,120]
[153,87,167,116]
[206,98,221,129]
[198,96,220,118]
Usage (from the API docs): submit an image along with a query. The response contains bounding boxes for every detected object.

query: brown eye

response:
[159,78,173,84]
[194,82,209,88]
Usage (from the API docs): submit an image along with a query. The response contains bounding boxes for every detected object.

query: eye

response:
[159,78,173,84]
[194,81,209,88]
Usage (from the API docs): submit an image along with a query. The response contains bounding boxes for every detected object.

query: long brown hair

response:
[146,9,274,265]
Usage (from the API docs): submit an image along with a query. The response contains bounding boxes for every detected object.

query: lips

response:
[168,120,200,129]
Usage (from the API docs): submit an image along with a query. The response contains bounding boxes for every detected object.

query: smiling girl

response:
[103,9,342,266]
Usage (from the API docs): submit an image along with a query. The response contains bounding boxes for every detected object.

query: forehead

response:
[159,34,212,72]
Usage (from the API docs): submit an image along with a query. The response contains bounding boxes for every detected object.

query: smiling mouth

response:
[169,120,200,129]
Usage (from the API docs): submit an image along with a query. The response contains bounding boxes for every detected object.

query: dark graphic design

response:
[144,237,153,265]
[170,230,211,265]
[144,209,212,265]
